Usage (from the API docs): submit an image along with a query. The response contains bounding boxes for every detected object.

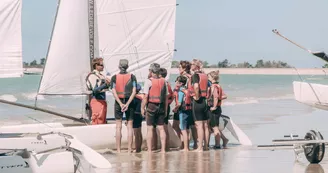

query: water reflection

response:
[305,164,324,173]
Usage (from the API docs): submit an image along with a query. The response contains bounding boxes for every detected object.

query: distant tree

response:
[255,59,264,68]
[203,61,209,68]
[171,60,179,68]
[208,64,218,68]
[237,62,253,68]
[30,60,38,66]
[23,62,28,67]
[323,64,328,68]
[40,58,46,65]
[218,59,229,68]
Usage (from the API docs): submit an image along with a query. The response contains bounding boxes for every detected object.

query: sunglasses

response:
[97,64,104,66]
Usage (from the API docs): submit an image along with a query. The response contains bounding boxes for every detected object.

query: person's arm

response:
[123,75,137,111]
[222,90,227,100]
[89,75,110,94]
[141,80,150,117]
[173,90,184,112]
[193,75,200,100]
[210,86,220,110]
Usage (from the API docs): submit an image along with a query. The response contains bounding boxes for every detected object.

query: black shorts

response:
[133,113,143,128]
[164,106,170,125]
[146,102,165,127]
[208,106,222,128]
[192,97,208,121]
[114,98,135,121]
[173,112,179,121]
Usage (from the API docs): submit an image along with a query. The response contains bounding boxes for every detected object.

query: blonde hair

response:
[92,57,104,70]
[191,58,204,72]
[208,70,220,81]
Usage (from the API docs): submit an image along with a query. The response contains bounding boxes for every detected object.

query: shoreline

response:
[24,67,328,75]
[170,68,328,75]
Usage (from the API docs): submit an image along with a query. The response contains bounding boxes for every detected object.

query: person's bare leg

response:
[203,120,210,151]
[164,124,170,151]
[221,131,229,148]
[152,128,158,150]
[190,126,198,149]
[127,120,133,153]
[147,125,154,154]
[213,127,221,148]
[194,121,204,152]
[116,120,122,153]
[157,125,167,153]
[172,120,183,149]
[181,129,189,152]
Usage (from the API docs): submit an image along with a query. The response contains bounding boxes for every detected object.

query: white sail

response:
[38,0,91,95]
[95,0,176,82]
[293,81,328,110]
[0,0,23,78]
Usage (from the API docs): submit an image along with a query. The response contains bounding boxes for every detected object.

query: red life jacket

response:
[181,88,192,110]
[173,86,179,106]
[167,81,174,105]
[208,83,223,107]
[189,72,208,98]
[148,77,166,103]
[115,73,133,98]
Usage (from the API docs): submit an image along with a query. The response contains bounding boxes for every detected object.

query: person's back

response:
[111,59,137,153]
[141,63,168,153]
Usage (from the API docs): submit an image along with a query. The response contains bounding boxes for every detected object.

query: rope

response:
[293,67,321,104]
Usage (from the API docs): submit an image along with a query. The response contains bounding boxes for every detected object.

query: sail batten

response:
[38,0,91,95]
[96,0,176,82]
[0,0,23,78]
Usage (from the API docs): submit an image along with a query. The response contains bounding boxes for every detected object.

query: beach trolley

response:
[258,130,327,164]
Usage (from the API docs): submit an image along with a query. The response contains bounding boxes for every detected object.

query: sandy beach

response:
[170,68,328,75]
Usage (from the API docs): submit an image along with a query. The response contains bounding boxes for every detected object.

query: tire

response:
[303,130,325,164]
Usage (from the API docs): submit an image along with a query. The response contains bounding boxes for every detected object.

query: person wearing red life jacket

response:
[207,71,229,149]
[86,57,110,125]
[178,60,198,150]
[172,75,191,152]
[190,58,210,152]
[159,68,173,151]
[141,63,169,153]
[111,59,137,153]
[133,83,144,153]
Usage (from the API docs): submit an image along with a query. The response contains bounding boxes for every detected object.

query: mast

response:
[86,0,95,119]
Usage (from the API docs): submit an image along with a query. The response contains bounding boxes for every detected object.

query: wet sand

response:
[80,146,327,173]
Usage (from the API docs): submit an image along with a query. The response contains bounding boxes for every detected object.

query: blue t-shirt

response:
[178,87,185,104]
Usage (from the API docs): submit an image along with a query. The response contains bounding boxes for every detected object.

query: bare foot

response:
[193,148,203,152]
[180,149,189,152]
[160,150,166,154]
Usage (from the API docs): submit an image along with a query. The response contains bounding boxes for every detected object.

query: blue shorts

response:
[179,110,191,130]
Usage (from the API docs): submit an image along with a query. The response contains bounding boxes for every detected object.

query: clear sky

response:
[22,0,328,68]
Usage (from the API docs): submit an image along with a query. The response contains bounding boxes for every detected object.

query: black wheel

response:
[303,130,325,164]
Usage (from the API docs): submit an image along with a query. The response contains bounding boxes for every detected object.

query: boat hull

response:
[0,121,182,150]
[0,152,74,173]
[293,81,328,110]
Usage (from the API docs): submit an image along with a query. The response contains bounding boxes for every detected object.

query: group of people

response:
[86,58,228,153]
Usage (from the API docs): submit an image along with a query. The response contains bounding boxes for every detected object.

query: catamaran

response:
[272,29,328,110]
[0,0,252,154]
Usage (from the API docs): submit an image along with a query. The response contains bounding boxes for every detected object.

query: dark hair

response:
[176,75,187,85]
[159,68,167,78]
[92,57,103,70]
[180,60,191,74]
